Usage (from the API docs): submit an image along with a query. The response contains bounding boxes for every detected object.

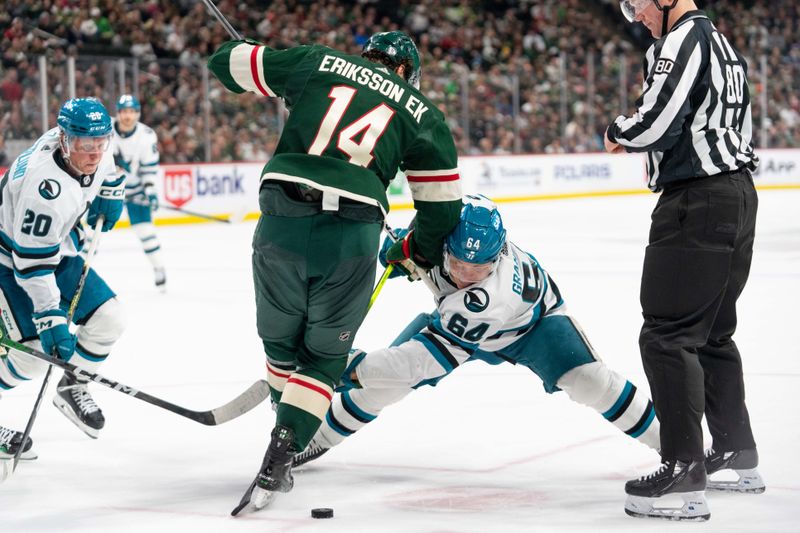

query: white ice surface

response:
[1,191,798,532]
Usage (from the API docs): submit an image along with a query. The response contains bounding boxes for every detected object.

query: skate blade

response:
[625,491,710,521]
[231,485,276,516]
[708,468,765,493]
[52,397,100,439]
[0,449,37,461]
[0,459,11,483]
[251,486,277,509]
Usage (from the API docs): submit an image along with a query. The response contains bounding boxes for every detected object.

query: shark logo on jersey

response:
[114,151,132,173]
[38,179,61,200]
[464,288,490,313]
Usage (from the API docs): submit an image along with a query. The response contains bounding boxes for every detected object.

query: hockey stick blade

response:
[205,380,270,425]
[0,335,270,426]
[231,477,259,516]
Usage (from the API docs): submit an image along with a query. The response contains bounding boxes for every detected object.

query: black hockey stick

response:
[157,203,237,224]
[130,198,238,224]
[200,0,242,39]
[0,333,270,427]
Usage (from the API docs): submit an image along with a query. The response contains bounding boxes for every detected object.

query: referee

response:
[605,0,764,521]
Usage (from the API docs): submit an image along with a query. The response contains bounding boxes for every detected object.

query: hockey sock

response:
[557,361,660,450]
[276,372,334,450]
[132,222,164,270]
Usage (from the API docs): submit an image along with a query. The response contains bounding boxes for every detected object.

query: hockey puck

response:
[311,508,334,519]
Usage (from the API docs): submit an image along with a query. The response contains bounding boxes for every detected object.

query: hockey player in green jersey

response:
[208,31,462,513]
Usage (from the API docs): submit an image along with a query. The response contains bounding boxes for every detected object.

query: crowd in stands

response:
[1,0,798,164]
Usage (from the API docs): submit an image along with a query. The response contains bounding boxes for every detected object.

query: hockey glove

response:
[379,228,412,279]
[143,182,159,210]
[32,309,76,361]
[88,176,125,231]
[382,229,426,281]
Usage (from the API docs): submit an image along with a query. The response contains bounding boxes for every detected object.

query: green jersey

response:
[208,40,462,265]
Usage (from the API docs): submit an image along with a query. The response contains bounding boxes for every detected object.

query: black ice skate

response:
[0,425,37,460]
[53,373,105,438]
[705,447,765,493]
[292,436,329,468]
[624,460,710,521]
[231,425,297,516]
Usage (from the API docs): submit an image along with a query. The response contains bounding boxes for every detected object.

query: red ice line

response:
[338,435,615,474]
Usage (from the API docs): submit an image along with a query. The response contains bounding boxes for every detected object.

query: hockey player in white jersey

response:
[113,94,166,290]
[294,195,661,470]
[0,98,126,459]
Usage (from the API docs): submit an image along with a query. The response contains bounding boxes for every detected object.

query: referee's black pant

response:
[639,168,758,463]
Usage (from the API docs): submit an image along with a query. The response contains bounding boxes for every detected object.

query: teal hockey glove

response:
[143,182,159,210]
[88,176,125,231]
[32,309,76,361]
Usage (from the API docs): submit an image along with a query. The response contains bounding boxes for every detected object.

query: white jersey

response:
[112,120,159,196]
[356,242,563,389]
[0,128,116,313]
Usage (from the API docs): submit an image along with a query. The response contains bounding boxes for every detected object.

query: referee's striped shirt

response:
[607,10,758,191]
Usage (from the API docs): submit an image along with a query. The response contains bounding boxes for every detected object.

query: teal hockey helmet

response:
[442,194,507,286]
[447,194,507,265]
[56,98,112,137]
[116,94,141,111]
[362,31,421,88]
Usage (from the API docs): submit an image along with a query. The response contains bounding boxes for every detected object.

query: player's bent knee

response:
[81,298,126,344]
[557,361,614,408]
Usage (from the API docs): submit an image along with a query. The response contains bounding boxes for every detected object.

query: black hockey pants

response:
[638,169,758,463]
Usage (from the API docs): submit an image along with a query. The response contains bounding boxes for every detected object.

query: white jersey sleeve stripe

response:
[407,178,462,202]
[228,43,277,97]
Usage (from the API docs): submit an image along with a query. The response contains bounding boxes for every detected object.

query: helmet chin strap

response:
[653,0,679,36]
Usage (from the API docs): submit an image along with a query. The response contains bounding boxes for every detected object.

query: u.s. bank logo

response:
[464,288,490,313]
[39,179,61,200]
[654,58,674,75]
[164,167,193,208]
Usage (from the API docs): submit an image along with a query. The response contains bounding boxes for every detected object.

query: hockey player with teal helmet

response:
[57,97,112,139]
[362,31,421,88]
[56,97,113,171]
[446,194,507,264]
[442,194,507,287]
[56,97,113,161]
[115,94,141,111]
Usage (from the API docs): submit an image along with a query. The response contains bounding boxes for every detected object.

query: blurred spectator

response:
[0,68,23,102]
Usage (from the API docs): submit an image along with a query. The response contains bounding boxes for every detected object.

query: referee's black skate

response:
[624,459,710,521]
[0,425,37,460]
[705,447,765,493]
[231,425,297,516]
[53,373,105,438]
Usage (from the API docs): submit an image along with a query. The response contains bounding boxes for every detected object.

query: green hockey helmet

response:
[362,31,421,89]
